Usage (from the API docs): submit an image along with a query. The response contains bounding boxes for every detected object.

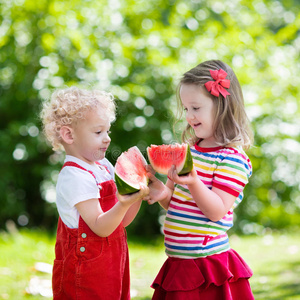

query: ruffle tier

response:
[151,249,254,300]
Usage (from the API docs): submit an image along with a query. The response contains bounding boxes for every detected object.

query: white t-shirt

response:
[56,155,115,228]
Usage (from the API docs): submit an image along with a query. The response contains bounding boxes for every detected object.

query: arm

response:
[120,199,142,227]
[167,166,236,222]
[75,185,149,237]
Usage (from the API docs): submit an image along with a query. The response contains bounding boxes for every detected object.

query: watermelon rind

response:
[147,143,193,176]
[115,146,148,195]
[178,144,193,175]
[115,173,140,195]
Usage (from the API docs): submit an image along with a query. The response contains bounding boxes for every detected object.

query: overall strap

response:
[61,161,97,181]
[95,161,111,174]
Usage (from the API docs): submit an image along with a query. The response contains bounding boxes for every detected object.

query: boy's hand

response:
[117,184,149,207]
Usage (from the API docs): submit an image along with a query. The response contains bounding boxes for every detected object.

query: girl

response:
[41,87,149,299]
[146,60,254,299]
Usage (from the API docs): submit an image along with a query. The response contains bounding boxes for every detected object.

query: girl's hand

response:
[167,165,198,186]
[117,184,149,207]
[146,164,156,175]
[143,172,170,205]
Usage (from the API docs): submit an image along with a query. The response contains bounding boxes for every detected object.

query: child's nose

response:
[186,110,195,121]
[104,133,111,142]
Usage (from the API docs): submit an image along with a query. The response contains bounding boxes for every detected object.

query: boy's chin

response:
[92,152,105,161]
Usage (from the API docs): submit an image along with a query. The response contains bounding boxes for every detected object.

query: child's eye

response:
[193,107,200,111]
[95,130,111,135]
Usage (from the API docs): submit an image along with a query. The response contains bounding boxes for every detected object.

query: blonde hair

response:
[176,60,253,149]
[41,86,116,151]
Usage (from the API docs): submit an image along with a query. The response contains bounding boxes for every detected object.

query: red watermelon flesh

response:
[147,143,193,175]
[115,146,148,195]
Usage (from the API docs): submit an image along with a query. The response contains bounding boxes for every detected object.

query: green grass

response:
[0,230,54,299]
[230,234,300,300]
[1,229,300,299]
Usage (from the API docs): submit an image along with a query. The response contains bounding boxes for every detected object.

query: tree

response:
[0,0,299,237]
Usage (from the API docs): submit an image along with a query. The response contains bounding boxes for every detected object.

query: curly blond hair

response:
[40,86,116,151]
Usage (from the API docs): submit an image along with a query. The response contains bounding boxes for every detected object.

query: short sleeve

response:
[57,166,100,207]
[212,152,252,197]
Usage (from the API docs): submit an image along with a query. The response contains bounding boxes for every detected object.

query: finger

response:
[167,165,177,181]
[147,172,155,179]
[146,164,155,174]
[167,167,173,179]
[139,184,149,196]
[191,167,197,176]
[171,165,178,176]
[147,172,158,182]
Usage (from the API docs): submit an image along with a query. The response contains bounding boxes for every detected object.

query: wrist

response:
[159,186,172,202]
[117,197,134,210]
[187,177,202,189]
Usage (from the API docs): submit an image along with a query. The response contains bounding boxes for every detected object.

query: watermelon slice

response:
[147,143,193,175]
[115,146,148,195]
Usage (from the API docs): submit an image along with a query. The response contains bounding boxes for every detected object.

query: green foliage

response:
[0,0,300,236]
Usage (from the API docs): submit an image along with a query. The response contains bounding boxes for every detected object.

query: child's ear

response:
[60,126,74,145]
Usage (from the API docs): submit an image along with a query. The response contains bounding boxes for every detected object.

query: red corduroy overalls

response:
[52,162,130,300]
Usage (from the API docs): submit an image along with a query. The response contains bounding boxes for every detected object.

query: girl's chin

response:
[193,130,203,139]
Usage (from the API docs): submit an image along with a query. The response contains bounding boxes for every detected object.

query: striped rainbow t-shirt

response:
[163,143,252,259]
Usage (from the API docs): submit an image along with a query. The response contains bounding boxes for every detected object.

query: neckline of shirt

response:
[194,140,224,153]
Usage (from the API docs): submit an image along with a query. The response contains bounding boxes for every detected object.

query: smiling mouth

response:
[192,123,201,128]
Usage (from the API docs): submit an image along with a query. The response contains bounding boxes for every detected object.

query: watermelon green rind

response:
[178,144,193,175]
[115,173,140,195]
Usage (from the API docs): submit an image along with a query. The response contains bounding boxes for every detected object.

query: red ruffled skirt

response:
[151,249,254,300]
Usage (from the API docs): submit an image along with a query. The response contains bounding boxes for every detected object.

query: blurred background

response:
[0,0,300,299]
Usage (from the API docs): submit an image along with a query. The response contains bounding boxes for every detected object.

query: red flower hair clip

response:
[204,69,230,98]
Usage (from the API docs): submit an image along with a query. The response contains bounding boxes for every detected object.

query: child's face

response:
[180,84,217,147]
[71,107,111,164]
